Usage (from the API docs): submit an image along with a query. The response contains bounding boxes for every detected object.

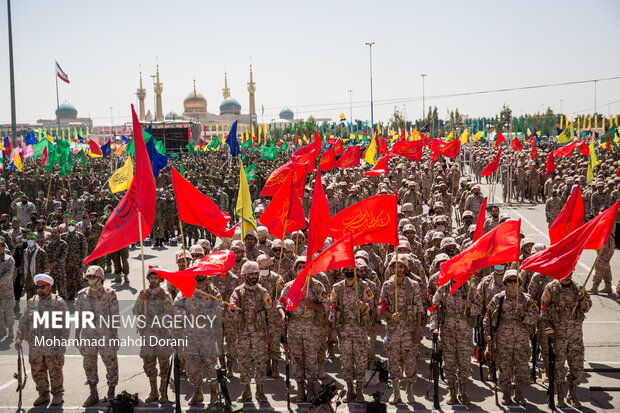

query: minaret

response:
[247,64,256,121]
[154,64,163,121]
[136,72,146,120]
[222,72,231,99]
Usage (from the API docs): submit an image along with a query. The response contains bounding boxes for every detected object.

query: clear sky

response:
[1,0,619,127]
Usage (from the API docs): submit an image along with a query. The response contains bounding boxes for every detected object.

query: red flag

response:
[291,144,317,173]
[318,147,336,171]
[553,140,587,158]
[378,138,388,155]
[431,138,460,159]
[522,201,620,280]
[4,139,12,156]
[259,173,306,239]
[284,232,355,311]
[530,142,538,159]
[42,147,47,166]
[438,219,521,294]
[545,153,555,174]
[481,148,502,176]
[187,126,191,142]
[494,131,506,148]
[307,171,331,259]
[314,130,323,148]
[473,197,487,242]
[261,161,308,198]
[328,194,398,247]
[84,104,156,265]
[172,167,237,238]
[391,140,422,161]
[363,153,394,177]
[420,133,432,147]
[327,136,337,145]
[333,139,344,155]
[88,139,103,156]
[616,164,620,178]
[334,145,361,169]
[399,128,406,140]
[511,136,523,151]
[548,185,584,245]
[150,250,236,297]
[576,140,589,156]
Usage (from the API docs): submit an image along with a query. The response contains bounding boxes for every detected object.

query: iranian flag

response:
[55,61,70,84]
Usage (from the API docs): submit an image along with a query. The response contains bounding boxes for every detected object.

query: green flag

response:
[185,142,195,155]
[44,144,59,172]
[75,150,88,166]
[260,146,277,160]
[208,135,220,150]
[32,140,48,158]
[240,139,252,150]
[56,140,73,175]
[244,162,255,182]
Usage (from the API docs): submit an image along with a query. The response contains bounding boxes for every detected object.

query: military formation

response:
[2,137,619,409]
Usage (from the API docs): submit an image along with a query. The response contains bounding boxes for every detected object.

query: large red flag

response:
[530,142,538,159]
[261,161,308,198]
[545,152,555,174]
[284,232,355,311]
[391,140,422,161]
[172,167,237,238]
[259,173,306,239]
[318,147,336,171]
[420,133,432,147]
[512,136,523,151]
[307,171,331,260]
[431,138,460,158]
[333,139,344,155]
[291,144,317,173]
[88,139,103,156]
[473,197,488,242]
[438,219,521,294]
[548,185,584,245]
[378,138,388,155]
[150,250,236,297]
[521,201,620,280]
[363,153,395,177]
[481,148,502,176]
[495,131,506,148]
[553,140,587,158]
[84,104,156,265]
[334,145,361,169]
[328,194,398,246]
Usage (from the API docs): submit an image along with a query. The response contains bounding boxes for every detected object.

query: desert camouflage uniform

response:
[61,231,87,300]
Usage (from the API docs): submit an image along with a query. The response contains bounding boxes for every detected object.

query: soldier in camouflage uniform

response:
[210,261,240,377]
[379,255,423,405]
[111,246,130,284]
[329,266,374,403]
[153,194,165,247]
[162,191,177,242]
[244,230,261,261]
[0,237,15,338]
[76,266,120,407]
[229,261,272,403]
[83,212,104,268]
[355,258,381,368]
[484,270,539,406]
[589,229,615,294]
[464,184,485,221]
[431,277,483,405]
[256,226,272,256]
[15,274,69,406]
[22,233,50,299]
[230,240,248,278]
[545,189,563,227]
[541,273,592,408]
[257,254,285,377]
[591,181,611,213]
[61,220,87,300]
[270,239,295,282]
[432,182,453,216]
[133,269,173,404]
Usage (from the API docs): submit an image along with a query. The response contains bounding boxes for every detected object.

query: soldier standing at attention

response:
[61,220,87,300]
[0,237,16,338]
[545,189,564,228]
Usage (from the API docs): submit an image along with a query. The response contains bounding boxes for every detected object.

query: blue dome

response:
[219,97,241,115]
[279,107,294,121]
[55,102,78,119]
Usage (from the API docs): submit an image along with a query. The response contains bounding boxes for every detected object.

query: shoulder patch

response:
[111,298,118,305]
[322,291,328,299]
[365,288,373,299]
[165,301,172,308]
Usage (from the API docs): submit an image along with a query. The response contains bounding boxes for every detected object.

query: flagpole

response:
[571,247,603,315]
[44,172,53,214]
[55,70,61,129]
[179,219,188,268]
[274,219,288,304]
[354,267,360,323]
[303,261,313,317]
[463,276,473,316]
[394,247,398,314]
[138,210,147,312]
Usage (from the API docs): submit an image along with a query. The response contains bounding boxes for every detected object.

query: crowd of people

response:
[3,132,619,409]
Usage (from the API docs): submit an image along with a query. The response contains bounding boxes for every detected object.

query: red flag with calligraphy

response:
[334,145,361,169]
[328,194,398,247]
[548,185,584,246]
[363,153,395,177]
[261,161,308,198]
[431,138,460,159]
[512,136,523,151]
[495,131,506,148]
[473,197,487,242]
[481,148,502,176]
[291,143,318,173]
[319,147,336,171]
[307,171,331,260]
[333,138,344,155]
[391,140,422,161]
[545,152,555,174]
[530,142,538,159]
[259,173,306,239]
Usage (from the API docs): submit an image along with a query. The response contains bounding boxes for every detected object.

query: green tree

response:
[389,106,406,131]
[499,104,512,129]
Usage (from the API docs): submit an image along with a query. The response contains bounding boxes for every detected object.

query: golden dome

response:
[183,80,207,113]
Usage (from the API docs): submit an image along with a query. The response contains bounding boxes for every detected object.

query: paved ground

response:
[0,180,618,412]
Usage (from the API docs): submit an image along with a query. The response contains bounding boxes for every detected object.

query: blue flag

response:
[146,123,153,135]
[122,135,129,144]
[25,131,37,145]
[77,135,85,143]
[146,134,168,177]
[101,141,112,157]
[225,120,241,157]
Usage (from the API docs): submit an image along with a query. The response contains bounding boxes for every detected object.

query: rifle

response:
[490,339,498,406]
[547,338,555,410]
[489,295,504,406]
[173,345,181,413]
[14,348,27,413]
[431,332,440,410]
[281,317,291,409]
[531,332,537,383]
[475,315,486,383]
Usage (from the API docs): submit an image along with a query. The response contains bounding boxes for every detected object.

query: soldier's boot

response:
[188,385,203,406]
[50,393,64,406]
[588,282,600,294]
[295,381,306,403]
[271,359,280,378]
[83,384,99,407]
[601,282,613,294]
[265,357,272,376]
[446,381,458,405]
[179,356,186,375]
[33,393,50,406]
[236,384,252,403]
[226,357,234,378]
[356,381,365,403]
[406,382,415,404]
[556,384,566,408]
[113,274,122,283]
[306,381,317,400]
[527,367,536,384]
[318,362,327,380]
[218,355,226,370]
[458,381,471,405]
[145,377,159,403]
[389,379,401,405]
[209,382,218,402]
[124,275,130,284]
[106,386,116,406]
[343,382,356,403]
[567,383,581,408]
[255,384,267,403]
[158,378,169,403]
[502,389,514,405]
[327,342,335,359]
[8,325,13,339]
[514,386,526,406]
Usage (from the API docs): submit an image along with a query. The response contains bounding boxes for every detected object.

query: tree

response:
[499,104,512,128]
[389,106,406,131]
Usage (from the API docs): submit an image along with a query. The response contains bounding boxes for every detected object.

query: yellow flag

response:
[473,131,484,141]
[109,156,133,193]
[586,140,599,183]
[264,124,268,142]
[602,116,605,134]
[557,122,574,144]
[587,115,591,130]
[459,129,470,144]
[445,130,454,142]
[410,128,420,141]
[251,123,255,138]
[577,117,581,133]
[236,161,257,239]
[13,151,23,172]
[364,136,378,166]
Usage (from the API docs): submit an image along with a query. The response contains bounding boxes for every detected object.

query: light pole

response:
[348,89,353,124]
[421,74,427,121]
[110,107,113,128]
[7,0,17,146]
[594,80,597,115]
[365,42,375,131]
[560,99,563,114]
